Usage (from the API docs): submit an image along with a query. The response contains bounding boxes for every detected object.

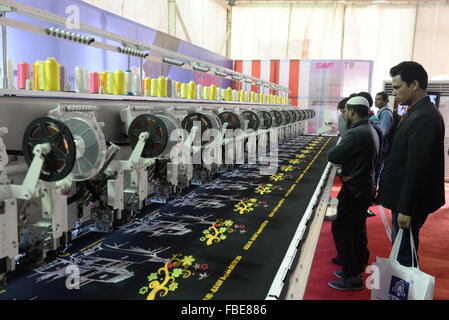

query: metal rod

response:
[2,12,8,89]
[139,57,143,95]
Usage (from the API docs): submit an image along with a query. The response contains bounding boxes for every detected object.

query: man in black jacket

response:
[327,96,379,290]
[377,61,445,267]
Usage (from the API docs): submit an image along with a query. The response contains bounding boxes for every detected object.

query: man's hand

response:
[397,213,412,229]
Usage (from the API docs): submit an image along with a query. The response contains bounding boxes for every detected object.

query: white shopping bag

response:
[370,228,435,300]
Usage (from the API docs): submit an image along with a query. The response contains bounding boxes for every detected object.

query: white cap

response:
[346,96,370,109]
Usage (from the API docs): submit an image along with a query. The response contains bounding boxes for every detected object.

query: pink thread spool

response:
[18,62,30,89]
[89,72,100,93]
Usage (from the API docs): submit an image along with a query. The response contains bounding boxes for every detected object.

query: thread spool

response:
[250,91,256,103]
[203,86,210,100]
[187,81,196,99]
[43,57,60,91]
[100,72,108,94]
[17,62,30,89]
[273,95,277,104]
[64,72,71,91]
[209,85,217,100]
[90,72,100,93]
[170,80,177,98]
[196,84,203,99]
[150,78,157,97]
[224,87,232,101]
[239,89,246,102]
[38,61,45,90]
[176,81,181,97]
[143,78,151,95]
[107,72,114,94]
[133,74,141,96]
[25,79,32,90]
[98,79,105,94]
[181,83,188,99]
[84,70,89,93]
[125,70,133,95]
[59,65,66,91]
[33,61,42,90]
[161,76,167,97]
[75,66,84,93]
[113,69,125,95]
[260,93,265,104]
[8,60,14,89]
[155,77,162,97]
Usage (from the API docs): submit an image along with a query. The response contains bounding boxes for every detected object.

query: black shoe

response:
[328,275,363,291]
[332,257,341,265]
[367,210,376,217]
[333,270,344,279]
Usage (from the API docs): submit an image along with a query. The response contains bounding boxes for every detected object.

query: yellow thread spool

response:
[284,97,288,105]
[43,57,60,91]
[176,81,181,96]
[203,86,210,100]
[187,81,196,99]
[181,83,188,98]
[239,89,245,102]
[224,87,232,101]
[160,76,167,97]
[209,85,217,100]
[107,73,114,94]
[100,72,108,94]
[33,60,42,90]
[156,77,162,97]
[260,93,265,104]
[113,69,125,95]
[273,95,278,104]
[150,79,157,97]
[250,91,256,103]
[143,78,151,93]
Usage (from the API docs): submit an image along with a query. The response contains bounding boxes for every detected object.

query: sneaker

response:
[328,276,364,291]
[333,270,344,279]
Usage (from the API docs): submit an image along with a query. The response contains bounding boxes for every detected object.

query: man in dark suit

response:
[377,61,445,267]
[327,96,379,290]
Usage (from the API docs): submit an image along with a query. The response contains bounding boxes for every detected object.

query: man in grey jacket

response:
[327,96,379,290]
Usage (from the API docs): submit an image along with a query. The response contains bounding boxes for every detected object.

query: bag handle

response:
[409,228,419,270]
[389,228,420,270]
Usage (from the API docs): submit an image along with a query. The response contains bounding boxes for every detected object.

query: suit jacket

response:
[328,118,379,201]
[378,96,445,217]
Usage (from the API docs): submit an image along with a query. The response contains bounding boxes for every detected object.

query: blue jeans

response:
[391,211,428,267]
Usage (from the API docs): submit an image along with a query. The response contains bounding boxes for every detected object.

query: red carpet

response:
[303,179,449,300]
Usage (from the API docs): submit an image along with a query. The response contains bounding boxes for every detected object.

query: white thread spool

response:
[133,73,140,96]
[125,70,132,94]
[170,80,177,97]
[196,84,202,100]
[84,69,89,93]
[75,66,85,93]
[166,77,172,97]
